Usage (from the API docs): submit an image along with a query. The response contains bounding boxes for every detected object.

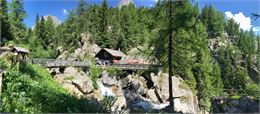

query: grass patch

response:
[64,76,74,80]
[106,66,125,78]
[1,62,106,113]
[230,95,241,99]
[89,65,101,89]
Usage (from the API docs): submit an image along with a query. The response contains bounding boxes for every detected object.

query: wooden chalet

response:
[95,48,126,64]
[11,46,29,61]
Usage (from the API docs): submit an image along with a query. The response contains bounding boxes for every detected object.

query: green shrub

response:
[0,58,8,70]
[30,47,57,59]
[106,67,124,77]
[64,76,74,80]
[230,95,241,99]
[89,65,101,89]
[246,83,260,98]
[1,63,105,113]
[100,96,115,112]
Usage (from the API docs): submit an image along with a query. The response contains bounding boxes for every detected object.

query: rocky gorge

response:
[52,66,200,113]
[47,34,201,113]
[49,33,259,113]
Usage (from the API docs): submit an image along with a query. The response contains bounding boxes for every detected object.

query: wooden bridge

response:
[28,58,162,70]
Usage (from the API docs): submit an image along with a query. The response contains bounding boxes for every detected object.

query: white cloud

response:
[153,0,159,3]
[253,27,260,35]
[63,9,68,15]
[252,26,260,32]
[225,11,252,31]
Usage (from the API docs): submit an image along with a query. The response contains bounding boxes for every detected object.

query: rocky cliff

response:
[118,0,135,9]
[212,96,259,113]
[51,66,200,113]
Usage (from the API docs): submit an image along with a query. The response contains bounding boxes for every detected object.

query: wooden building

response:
[95,48,126,64]
[11,46,29,61]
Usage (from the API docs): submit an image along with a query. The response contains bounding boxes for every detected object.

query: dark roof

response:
[12,46,29,53]
[98,48,126,57]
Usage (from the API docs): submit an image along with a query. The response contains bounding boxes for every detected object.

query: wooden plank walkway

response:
[28,59,91,68]
[97,64,162,70]
[28,58,162,70]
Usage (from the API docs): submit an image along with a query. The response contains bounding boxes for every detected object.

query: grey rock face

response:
[150,72,200,113]
[212,96,260,113]
[64,67,78,76]
[101,71,117,86]
[72,76,94,94]
[118,0,135,8]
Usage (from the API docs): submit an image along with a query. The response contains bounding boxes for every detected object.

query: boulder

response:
[150,72,200,113]
[112,85,124,97]
[63,82,84,97]
[146,89,160,103]
[212,96,260,113]
[72,76,94,94]
[56,50,69,60]
[49,68,60,75]
[124,90,169,112]
[111,96,127,112]
[64,67,78,76]
[118,76,131,89]
[54,74,66,83]
[101,71,117,86]
[128,75,148,95]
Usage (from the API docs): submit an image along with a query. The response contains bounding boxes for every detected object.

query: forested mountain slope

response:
[0,0,259,113]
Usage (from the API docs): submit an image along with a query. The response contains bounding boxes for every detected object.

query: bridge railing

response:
[98,64,162,70]
[28,58,162,70]
[28,58,91,68]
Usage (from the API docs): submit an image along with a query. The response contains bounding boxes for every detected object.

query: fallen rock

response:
[212,96,260,113]
[63,82,84,97]
[72,76,94,94]
[101,71,117,86]
[146,89,160,103]
[118,76,131,89]
[127,75,148,95]
[64,67,78,76]
[124,90,169,112]
[111,96,127,112]
[150,72,200,113]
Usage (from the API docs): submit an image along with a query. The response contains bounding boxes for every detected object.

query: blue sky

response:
[21,0,260,34]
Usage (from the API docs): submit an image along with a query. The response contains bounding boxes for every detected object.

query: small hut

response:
[95,48,126,64]
[11,46,29,61]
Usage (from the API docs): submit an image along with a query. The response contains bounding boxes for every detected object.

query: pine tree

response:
[60,12,80,52]
[76,0,91,33]
[96,0,109,48]
[77,0,87,16]
[150,0,198,90]
[9,0,26,43]
[0,0,13,45]
[107,8,123,49]
[211,63,223,96]
[38,16,47,49]
[120,3,139,51]
[201,5,224,38]
[137,7,152,44]
[192,21,216,111]
[225,18,240,39]
[34,14,40,36]
[44,16,57,49]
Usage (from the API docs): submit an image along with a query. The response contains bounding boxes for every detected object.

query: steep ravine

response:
[52,67,200,113]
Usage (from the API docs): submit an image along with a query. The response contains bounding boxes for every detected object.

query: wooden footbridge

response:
[28,58,162,70]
